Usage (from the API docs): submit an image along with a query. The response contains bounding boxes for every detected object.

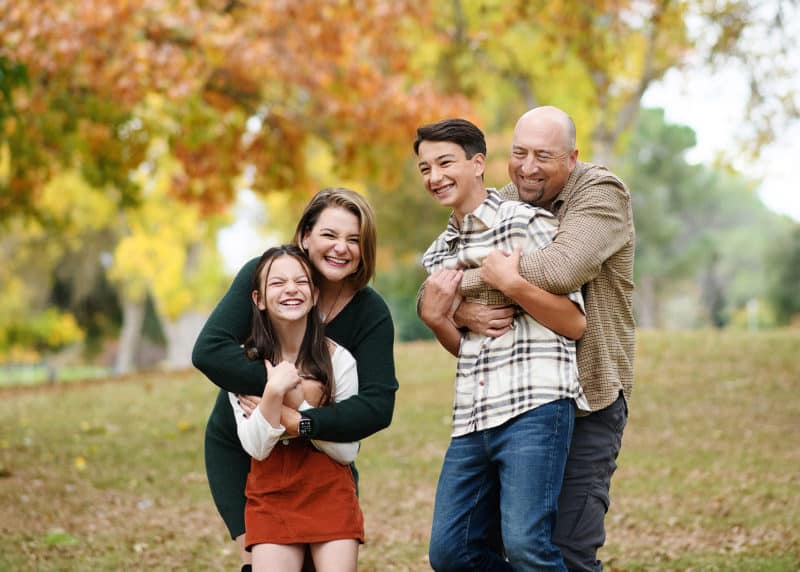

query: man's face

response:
[417,140,486,219]
[508,118,577,209]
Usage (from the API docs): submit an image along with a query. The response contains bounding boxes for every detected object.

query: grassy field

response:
[1,330,798,571]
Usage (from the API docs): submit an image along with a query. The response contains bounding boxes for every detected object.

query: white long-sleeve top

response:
[228,343,359,465]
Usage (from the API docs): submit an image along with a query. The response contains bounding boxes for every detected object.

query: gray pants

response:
[552,393,628,572]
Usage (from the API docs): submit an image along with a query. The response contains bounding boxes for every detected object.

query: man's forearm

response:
[502,277,585,340]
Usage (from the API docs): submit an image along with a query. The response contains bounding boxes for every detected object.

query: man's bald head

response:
[509,106,579,209]
[515,106,576,151]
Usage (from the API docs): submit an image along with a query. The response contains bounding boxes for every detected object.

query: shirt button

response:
[479,380,485,386]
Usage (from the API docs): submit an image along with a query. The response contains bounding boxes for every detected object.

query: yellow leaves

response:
[39,170,118,234]
[74,456,87,471]
[176,419,193,433]
[0,143,10,185]
[108,136,223,318]
[41,310,85,348]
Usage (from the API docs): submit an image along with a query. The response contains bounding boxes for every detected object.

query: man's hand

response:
[419,268,463,328]
[481,246,525,294]
[453,302,515,338]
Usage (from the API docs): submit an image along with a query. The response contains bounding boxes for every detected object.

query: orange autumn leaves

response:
[0,0,469,217]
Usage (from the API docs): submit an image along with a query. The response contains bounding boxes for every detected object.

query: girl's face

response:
[301,207,361,284]
[254,255,317,323]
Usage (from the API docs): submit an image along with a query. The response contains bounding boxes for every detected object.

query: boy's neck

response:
[453,185,488,225]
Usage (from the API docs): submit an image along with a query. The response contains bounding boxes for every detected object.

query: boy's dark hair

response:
[413,118,487,159]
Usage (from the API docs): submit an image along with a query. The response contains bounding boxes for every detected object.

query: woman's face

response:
[254,255,316,323]
[301,207,361,284]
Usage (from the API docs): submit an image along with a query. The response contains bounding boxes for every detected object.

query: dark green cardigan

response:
[192,257,398,442]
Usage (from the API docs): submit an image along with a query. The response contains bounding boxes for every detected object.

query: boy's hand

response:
[420,268,463,327]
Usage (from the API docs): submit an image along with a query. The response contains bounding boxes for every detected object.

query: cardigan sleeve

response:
[191,257,267,396]
[309,346,360,464]
[303,290,398,442]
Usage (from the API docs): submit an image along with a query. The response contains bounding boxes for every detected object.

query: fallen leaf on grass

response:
[44,529,79,546]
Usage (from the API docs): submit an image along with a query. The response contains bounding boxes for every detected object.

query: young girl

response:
[228,245,363,572]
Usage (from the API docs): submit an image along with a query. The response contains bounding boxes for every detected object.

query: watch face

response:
[299,417,312,436]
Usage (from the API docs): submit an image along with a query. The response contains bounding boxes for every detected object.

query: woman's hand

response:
[282,382,305,410]
[236,394,262,418]
[300,378,325,407]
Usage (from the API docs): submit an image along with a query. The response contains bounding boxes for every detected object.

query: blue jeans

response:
[429,399,575,572]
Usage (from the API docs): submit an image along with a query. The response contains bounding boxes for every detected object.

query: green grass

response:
[0,331,798,571]
[0,365,113,387]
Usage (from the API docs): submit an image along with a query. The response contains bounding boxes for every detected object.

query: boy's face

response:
[416,140,486,219]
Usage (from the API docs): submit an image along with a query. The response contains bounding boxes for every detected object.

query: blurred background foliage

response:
[0,0,798,375]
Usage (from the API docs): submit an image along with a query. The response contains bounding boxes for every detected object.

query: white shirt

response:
[229,343,359,464]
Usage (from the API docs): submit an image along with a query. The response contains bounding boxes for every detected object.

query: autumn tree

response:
[0,0,470,367]
[621,108,793,328]
[414,0,799,164]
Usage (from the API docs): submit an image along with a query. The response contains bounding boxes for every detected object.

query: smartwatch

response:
[298,415,312,437]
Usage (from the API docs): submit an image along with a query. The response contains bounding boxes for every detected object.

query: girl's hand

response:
[236,394,262,418]
[264,360,301,396]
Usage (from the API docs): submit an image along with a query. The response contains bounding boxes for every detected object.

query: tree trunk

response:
[159,311,209,370]
[152,240,208,370]
[114,297,145,374]
[634,274,659,329]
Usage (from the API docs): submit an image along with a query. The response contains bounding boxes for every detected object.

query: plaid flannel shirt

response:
[459,163,636,413]
[422,190,589,437]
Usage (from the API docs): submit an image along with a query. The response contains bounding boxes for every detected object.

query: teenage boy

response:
[415,118,589,571]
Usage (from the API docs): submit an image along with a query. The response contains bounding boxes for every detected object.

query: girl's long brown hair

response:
[245,245,334,407]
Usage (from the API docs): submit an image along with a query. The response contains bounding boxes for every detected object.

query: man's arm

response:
[481,246,585,340]
[462,178,632,296]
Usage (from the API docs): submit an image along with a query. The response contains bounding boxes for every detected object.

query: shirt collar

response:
[443,189,501,247]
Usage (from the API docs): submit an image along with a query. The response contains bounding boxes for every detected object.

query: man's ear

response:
[252,289,265,311]
[568,148,579,171]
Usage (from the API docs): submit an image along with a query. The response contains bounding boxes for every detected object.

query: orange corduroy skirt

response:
[244,438,364,549]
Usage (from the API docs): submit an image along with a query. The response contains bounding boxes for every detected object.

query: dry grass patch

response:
[1,331,798,570]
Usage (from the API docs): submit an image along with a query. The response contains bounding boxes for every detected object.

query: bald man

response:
[435,106,635,571]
